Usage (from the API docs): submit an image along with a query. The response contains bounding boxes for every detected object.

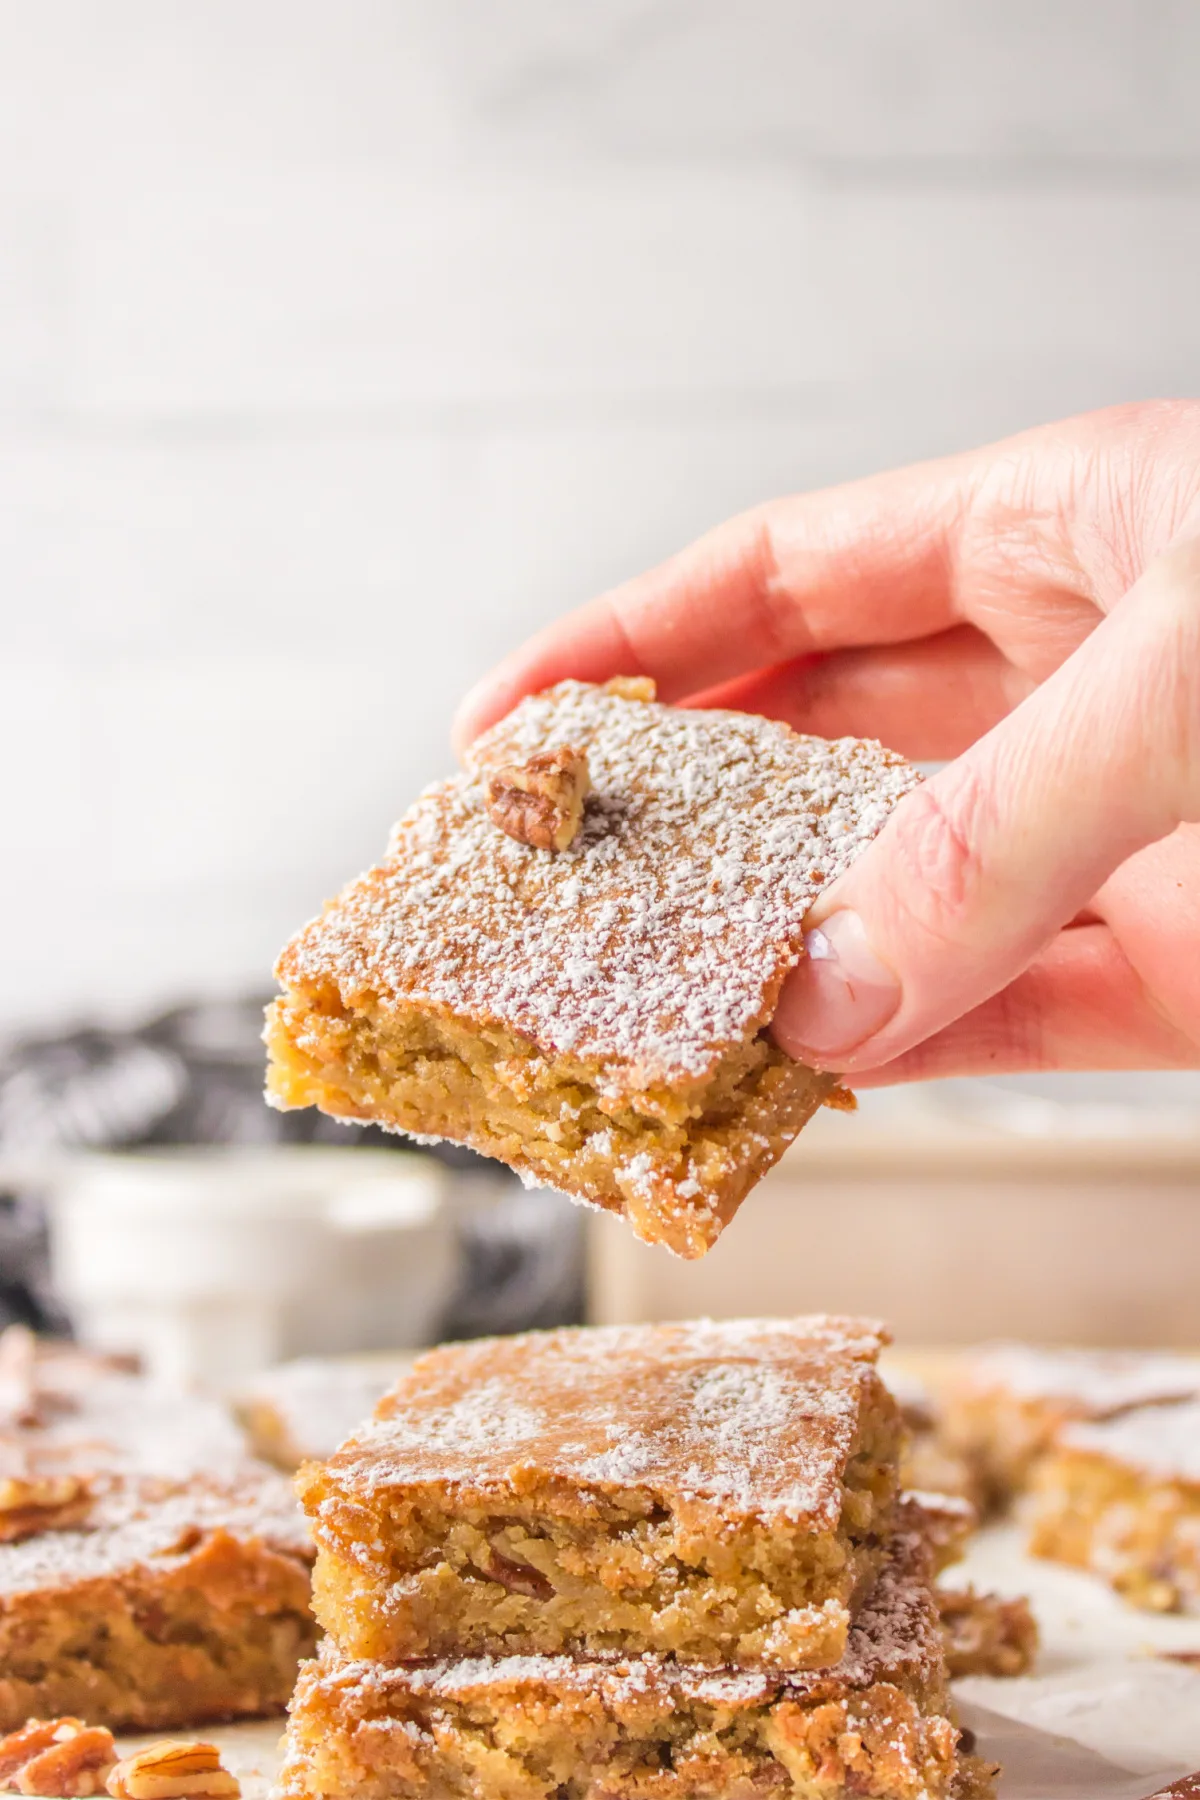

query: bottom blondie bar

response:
[278,1536,990,1800]
[1028,1399,1200,1612]
[0,1471,315,1732]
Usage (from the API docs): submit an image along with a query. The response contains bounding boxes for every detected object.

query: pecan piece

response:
[0,1471,93,1543]
[0,1720,117,1797]
[603,676,656,702]
[106,1742,240,1800]
[481,1544,554,1600]
[484,745,590,852]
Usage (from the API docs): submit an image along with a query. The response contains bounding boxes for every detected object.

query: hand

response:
[454,402,1200,1084]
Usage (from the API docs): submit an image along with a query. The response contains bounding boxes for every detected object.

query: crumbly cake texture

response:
[0,1469,316,1733]
[1028,1399,1200,1613]
[934,1586,1038,1679]
[233,1357,413,1472]
[940,1344,1200,1509]
[266,679,920,1258]
[277,1532,988,1800]
[299,1317,902,1670]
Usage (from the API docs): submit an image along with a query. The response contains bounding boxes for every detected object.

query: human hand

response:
[454,402,1200,1083]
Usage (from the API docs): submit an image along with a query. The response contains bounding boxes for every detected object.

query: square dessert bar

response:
[1028,1398,1200,1613]
[939,1345,1200,1509]
[233,1356,413,1472]
[298,1317,901,1672]
[266,679,919,1258]
[0,1468,316,1732]
[277,1532,992,1800]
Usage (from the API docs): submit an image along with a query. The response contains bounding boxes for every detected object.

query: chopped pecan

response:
[484,745,591,852]
[603,676,656,702]
[106,1741,240,1800]
[0,1720,117,1797]
[0,1471,92,1542]
[481,1544,554,1600]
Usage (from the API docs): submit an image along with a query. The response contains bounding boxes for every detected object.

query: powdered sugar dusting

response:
[277,682,919,1091]
[323,1316,890,1529]
[236,1356,413,1466]
[0,1469,311,1595]
[1058,1398,1200,1485]
[959,1344,1200,1416]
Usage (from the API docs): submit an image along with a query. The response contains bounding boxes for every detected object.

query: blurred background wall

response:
[3,0,1200,1029]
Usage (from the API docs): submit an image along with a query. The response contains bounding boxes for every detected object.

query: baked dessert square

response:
[277,1531,989,1800]
[266,678,919,1258]
[1027,1398,1200,1612]
[0,1468,316,1733]
[298,1317,902,1671]
[939,1344,1200,1509]
[233,1356,413,1472]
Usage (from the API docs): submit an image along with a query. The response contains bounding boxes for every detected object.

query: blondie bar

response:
[233,1357,412,1472]
[940,1344,1200,1509]
[1028,1398,1200,1612]
[299,1317,901,1670]
[0,1470,315,1732]
[267,679,919,1257]
[277,1533,988,1800]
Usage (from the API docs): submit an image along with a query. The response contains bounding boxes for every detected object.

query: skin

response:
[454,401,1200,1085]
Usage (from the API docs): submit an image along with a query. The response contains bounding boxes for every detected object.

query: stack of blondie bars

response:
[277,1315,995,1800]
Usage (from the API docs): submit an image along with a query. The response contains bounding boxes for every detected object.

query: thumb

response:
[771,538,1200,1073]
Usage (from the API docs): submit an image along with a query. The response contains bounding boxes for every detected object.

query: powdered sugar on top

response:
[1058,1398,1200,1485]
[0,1469,311,1595]
[277,682,919,1092]
[237,1355,414,1465]
[315,1316,890,1530]
[959,1344,1200,1417]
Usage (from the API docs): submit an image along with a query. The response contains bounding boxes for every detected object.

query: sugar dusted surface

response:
[960,1345,1200,1416]
[236,1357,412,1465]
[0,1468,311,1596]
[1058,1399,1200,1486]
[276,681,919,1092]
[319,1316,889,1530]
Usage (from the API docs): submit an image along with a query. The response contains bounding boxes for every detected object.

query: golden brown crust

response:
[267,681,919,1255]
[300,1319,901,1670]
[0,1473,315,1733]
[276,1535,972,1800]
[940,1345,1200,1510]
[1028,1400,1200,1612]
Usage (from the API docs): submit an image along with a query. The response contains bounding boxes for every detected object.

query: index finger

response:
[452,450,971,754]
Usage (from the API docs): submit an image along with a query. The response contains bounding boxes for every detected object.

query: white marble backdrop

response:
[2,1,1199,1031]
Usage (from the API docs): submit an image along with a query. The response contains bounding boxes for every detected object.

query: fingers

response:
[771,538,1200,1074]
[453,456,971,752]
[688,625,1035,761]
[848,923,1198,1085]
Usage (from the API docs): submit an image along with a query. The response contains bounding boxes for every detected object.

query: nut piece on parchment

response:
[484,744,591,852]
[0,1469,93,1542]
[0,1718,118,1797]
[106,1742,241,1800]
[603,675,657,702]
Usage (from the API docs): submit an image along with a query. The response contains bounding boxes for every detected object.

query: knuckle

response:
[882,767,995,945]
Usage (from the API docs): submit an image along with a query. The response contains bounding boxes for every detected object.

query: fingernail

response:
[773,910,901,1063]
